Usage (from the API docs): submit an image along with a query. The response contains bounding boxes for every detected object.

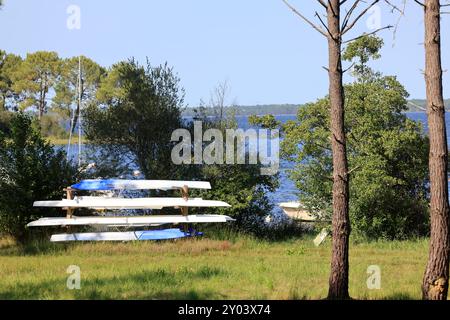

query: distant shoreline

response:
[182,99,449,117]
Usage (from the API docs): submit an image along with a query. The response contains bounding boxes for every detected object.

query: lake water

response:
[67,112,443,213]
[235,112,437,207]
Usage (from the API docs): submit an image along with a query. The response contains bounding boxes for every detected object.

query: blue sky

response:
[0,0,448,106]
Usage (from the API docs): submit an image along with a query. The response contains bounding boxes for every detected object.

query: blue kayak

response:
[71,179,137,191]
[71,179,211,191]
[50,228,204,242]
[135,228,203,240]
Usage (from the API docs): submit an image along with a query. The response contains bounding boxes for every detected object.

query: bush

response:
[189,109,280,238]
[0,110,12,136]
[0,113,78,243]
[39,113,69,139]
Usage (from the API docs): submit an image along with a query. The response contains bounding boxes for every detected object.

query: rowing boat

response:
[27,214,235,227]
[33,197,231,210]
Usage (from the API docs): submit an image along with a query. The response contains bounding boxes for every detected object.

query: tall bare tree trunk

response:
[38,89,44,120]
[71,95,81,134]
[422,0,450,300]
[281,0,390,300]
[327,0,350,300]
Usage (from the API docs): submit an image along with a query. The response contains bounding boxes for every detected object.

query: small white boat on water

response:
[278,202,317,221]
[279,202,330,246]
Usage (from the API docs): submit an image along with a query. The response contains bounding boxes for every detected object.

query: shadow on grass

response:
[0,241,73,256]
[381,293,417,300]
[0,267,227,300]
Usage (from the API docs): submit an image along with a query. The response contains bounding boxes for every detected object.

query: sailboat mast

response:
[77,56,82,168]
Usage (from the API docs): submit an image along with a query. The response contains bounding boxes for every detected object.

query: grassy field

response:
[0,233,431,300]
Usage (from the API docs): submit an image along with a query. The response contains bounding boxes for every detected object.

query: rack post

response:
[63,187,74,219]
[180,185,189,234]
[180,185,189,216]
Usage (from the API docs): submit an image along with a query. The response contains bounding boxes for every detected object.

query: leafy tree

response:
[282,0,401,300]
[252,36,430,240]
[0,50,22,111]
[39,113,69,139]
[12,51,61,119]
[84,59,186,180]
[199,160,279,236]
[52,56,105,130]
[0,113,77,242]
[191,107,279,236]
[342,35,383,82]
[281,83,429,239]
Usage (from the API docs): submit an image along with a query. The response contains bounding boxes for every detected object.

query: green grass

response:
[0,235,431,300]
[44,135,87,145]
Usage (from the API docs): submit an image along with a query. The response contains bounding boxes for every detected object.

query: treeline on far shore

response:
[182,99,450,117]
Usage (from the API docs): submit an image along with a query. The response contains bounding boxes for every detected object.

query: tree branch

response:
[328,0,337,17]
[343,62,355,73]
[346,165,361,176]
[282,0,328,37]
[341,0,362,33]
[315,11,333,37]
[384,0,405,14]
[316,0,328,9]
[342,0,381,35]
[343,25,393,43]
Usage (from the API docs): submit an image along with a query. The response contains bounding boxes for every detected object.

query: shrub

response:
[0,113,78,242]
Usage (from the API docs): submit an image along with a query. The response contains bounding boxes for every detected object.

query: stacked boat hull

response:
[28,214,235,227]
[29,179,233,242]
[33,197,231,210]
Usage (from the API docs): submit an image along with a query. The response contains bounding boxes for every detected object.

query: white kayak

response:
[27,214,235,227]
[71,179,211,191]
[33,197,231,210]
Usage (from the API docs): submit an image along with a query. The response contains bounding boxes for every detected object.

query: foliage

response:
[0,50,22,111]
[52,56,105,133]
[282,81,429,239]
[191,106,280,237]
[11,51,61,118]
[249,114,280,130]
[253,36,430,240]
[0,109,12,136]
[38,113,69,139]
[0,113,77,242]
[342,35,383,81]
[84,58,186,180]
[86,67,280,236]
[198,160,278,235]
